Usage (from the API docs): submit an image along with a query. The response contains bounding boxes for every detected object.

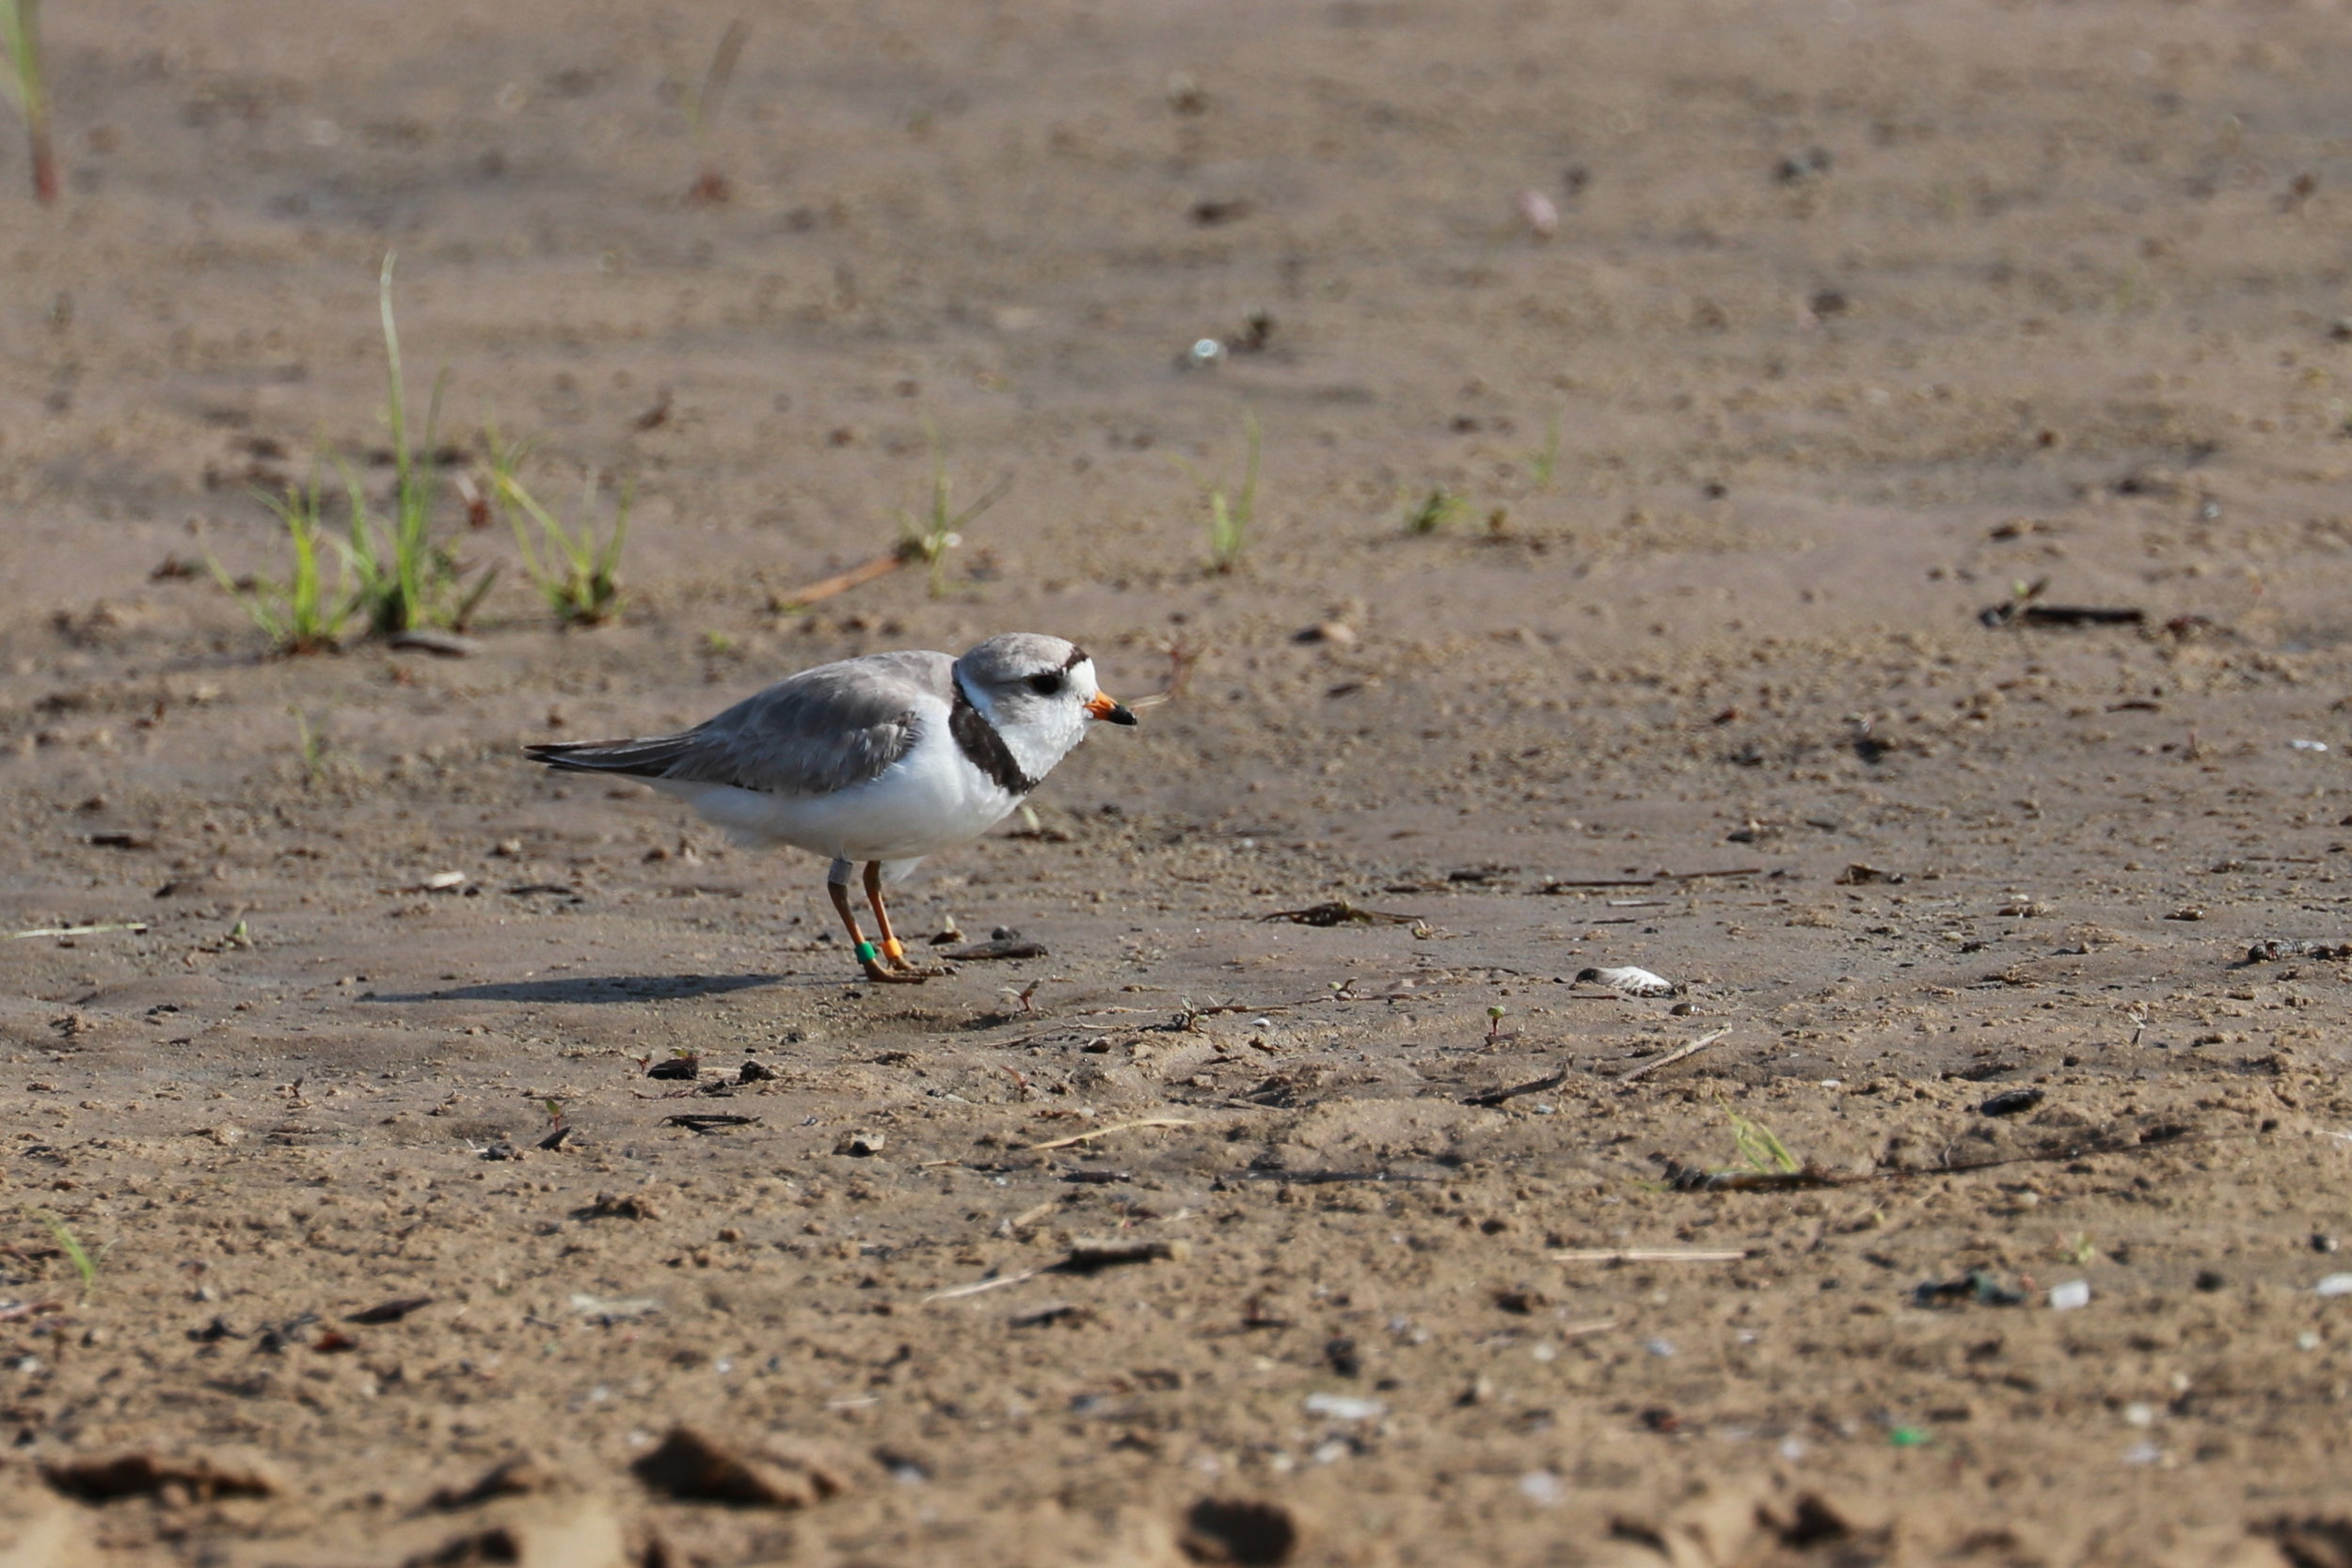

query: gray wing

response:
[526,650,953,797]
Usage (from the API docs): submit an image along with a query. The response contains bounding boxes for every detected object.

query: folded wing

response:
[525,650,951,799]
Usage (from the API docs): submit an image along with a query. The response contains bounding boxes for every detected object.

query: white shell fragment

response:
[2314,1274,2352,1297]
[2048,1280,2091,1310]
[1575,965,1679,998]
[1516,188,1560,238]
[1302,1393,1386,1422]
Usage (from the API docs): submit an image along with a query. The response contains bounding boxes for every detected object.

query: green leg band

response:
[854,941,880,964]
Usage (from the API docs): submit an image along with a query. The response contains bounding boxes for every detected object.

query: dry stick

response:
[1544,868,1763,890]
[1024,1117,1196,1151]
[771,550,908,611]
[8,923,148,941]
[1549,1248,1750,1264]
[1615,1027,1730,1084]
[922,1268,1041,1304]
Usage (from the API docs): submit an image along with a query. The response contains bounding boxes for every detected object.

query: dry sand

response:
[5,0,2352,1562]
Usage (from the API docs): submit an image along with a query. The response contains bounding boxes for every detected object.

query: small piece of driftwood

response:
[1615,1027,1729,1084]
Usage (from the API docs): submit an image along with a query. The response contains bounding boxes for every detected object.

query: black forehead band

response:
[1059,644,1089,672]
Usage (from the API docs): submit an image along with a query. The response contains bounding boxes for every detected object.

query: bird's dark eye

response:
[1025,673,1065,697]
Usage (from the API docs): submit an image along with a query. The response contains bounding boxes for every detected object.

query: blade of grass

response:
[489,432,631,626]
[39,1212,94,1301]
[343,256,488,634]
[1209,413,1260,573]
[1406,487,1465,535]
[897,422,1009,597]
[0,0,57,204]
[1528,408,1562,489]
[1722,1100,1801,1175]
[1178,412,1261,574]
[686,19,751,142]
[209,465,358,654]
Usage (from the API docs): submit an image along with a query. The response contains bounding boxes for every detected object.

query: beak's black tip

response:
[1107,705,1138,726]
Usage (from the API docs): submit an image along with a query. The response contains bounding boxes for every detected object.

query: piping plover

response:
[1576,965,1679,998]
[527,632,1135,984]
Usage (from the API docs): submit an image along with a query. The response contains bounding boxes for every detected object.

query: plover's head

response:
[954,633,1136,777]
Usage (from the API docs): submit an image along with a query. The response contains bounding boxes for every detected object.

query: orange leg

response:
[865,862,948,976]
[827,878,923,985]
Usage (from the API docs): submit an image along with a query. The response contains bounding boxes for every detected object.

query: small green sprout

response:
[1527,409,1562,489]
[40,1212,94,1300]
[292,708,326,784]
[488,432,631,627]
[213,467,357,655]
[1722,1101,1801,1175]
[341,255,498,637]
[897,423,1009,597]
[1406,487,1466,535]
[1183,412,1260,574]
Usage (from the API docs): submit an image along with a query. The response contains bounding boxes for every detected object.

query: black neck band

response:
[949,676,1038,796]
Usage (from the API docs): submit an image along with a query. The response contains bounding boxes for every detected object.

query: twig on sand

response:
[1543,867,1763,890]
[1023,1117,1196,1152]
[1616,1027,1730,1084]
[922,1268,1042,1304]
[1550,1247,1751,1263]
[770,547,914,613]
[8,923,148,941]
[923,1236,1190,1304]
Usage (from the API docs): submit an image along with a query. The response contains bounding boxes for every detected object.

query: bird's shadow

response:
[365,973,813,1006]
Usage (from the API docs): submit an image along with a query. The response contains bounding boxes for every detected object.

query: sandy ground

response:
[6,0,2352,1562]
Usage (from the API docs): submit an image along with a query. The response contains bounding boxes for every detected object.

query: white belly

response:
[651,735,1021,863]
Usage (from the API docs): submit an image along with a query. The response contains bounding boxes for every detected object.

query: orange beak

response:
[1085,691,1137,726]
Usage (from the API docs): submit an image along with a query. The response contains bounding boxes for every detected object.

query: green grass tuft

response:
[1527,409,1562,489]
[211,466,357,654]
[488,432,631,626]
[897,423,1009,597]
[40,1212,95,1300]
[1187,412,1261,575]
[340,254,496,637]
[1405,486,1466,535]
[220,255,499,650]
[1722,1101,1802,1175]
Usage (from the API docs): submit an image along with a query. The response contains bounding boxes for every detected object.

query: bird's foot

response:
[879,938,951,978]
[859,960,930,985]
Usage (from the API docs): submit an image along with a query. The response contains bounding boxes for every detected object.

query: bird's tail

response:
[523,735,696,778]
